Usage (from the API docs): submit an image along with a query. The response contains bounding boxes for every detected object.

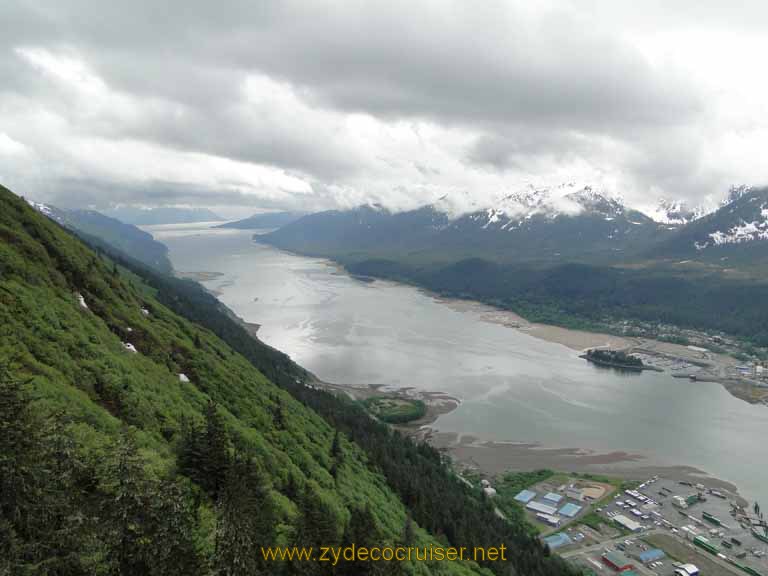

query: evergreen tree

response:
[214,452,276,576]
[401,513,415,547]
[291,483,340,576]
[179,402,231,498]
[337,505,380,576]
[102,429,200,576]
[0,363,36,575]
[331,431,342,459]
[201,401,230,498]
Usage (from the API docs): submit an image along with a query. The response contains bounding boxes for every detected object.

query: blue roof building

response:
[559,503,583,518]
[543,533,573,550]
[543,492,563,504]
[514,489,537,503]
[638,549,665,564]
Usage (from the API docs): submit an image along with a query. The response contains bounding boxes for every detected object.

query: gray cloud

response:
[0,1,766,212]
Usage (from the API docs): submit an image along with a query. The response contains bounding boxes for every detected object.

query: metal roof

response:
[543,532,573,550]
[559,502,583,517]
[526,501,558,515]
[514,489,537,503]
[602,550,633,568]
[638,549,665,563]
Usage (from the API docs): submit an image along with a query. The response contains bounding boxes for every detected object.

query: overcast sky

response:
[1,1,767,217]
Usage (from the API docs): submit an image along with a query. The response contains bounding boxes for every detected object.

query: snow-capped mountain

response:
[26,199,67,224]
[446,184,629,231]
[647,186,768,260]
[261,185,671,263]
[695,187,768,250]
[645,199,709,226]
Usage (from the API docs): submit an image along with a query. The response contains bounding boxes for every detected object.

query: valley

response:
[152,223,768,506]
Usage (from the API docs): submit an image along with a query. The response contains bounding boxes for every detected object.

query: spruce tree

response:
[291,483,340,576]
[201,401,230,498]
[0,364,35,574]
[214,452,275,576]
[337,505,380,576]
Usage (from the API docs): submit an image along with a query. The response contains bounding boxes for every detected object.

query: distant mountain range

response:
[215,211,306,229]
[260,185,768,267]
[647,185,768,265]
[260,186,674,264]
[102,206,223,225]
[26,201,173,273]
[257,185,768,346]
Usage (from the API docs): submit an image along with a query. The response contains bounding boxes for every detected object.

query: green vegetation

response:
[569,472,629,488]
[363,396,427,424]
[584,349,643,370]
[0,185,575,576]
[492,470,554,529]
[577,512,608,531]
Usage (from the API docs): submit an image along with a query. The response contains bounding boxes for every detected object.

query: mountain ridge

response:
[1,184,572,576]
[25,200,173,273]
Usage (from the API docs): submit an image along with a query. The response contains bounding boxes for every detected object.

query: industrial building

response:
[543,492,564,504]
[612,514,642,532]
[514,489,537,504]
[559,503,583,518]
[637,548,665,564]
[601,551,635,572]
[543,533,572,550]
[527,501,559,515]
[536,513,560,527]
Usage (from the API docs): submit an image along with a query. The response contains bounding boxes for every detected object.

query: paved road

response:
[560,528,746,576]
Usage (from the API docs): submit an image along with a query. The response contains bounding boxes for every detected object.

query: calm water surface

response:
[150,224,767,502]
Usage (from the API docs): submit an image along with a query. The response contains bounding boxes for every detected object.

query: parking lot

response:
[591,476,768,575]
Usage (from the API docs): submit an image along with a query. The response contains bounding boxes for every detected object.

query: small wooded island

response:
[582,348,645,371]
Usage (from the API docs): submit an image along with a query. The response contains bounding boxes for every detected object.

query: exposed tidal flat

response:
[148,224,768,504]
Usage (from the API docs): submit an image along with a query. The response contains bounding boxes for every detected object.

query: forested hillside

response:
[25,203,174,274]
[342,258,768,346]
[0,185,574,576]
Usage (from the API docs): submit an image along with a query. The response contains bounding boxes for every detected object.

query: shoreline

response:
[311,375,747,506]
[432,293,768,406]
[177,261,753,506]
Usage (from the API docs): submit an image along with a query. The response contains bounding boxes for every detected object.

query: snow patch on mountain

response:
[643,198,711,225]
[25,199,52,216]
[695,200,768,250]
[722,184,753,207]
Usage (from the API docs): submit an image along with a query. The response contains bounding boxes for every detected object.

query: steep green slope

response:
[0,186,499,575]
[64,208,174,274]
[26,201,173,273]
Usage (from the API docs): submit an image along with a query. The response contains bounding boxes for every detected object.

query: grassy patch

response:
[578,511,607,531]
[493,470,555,529]
[362,396,427,424]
